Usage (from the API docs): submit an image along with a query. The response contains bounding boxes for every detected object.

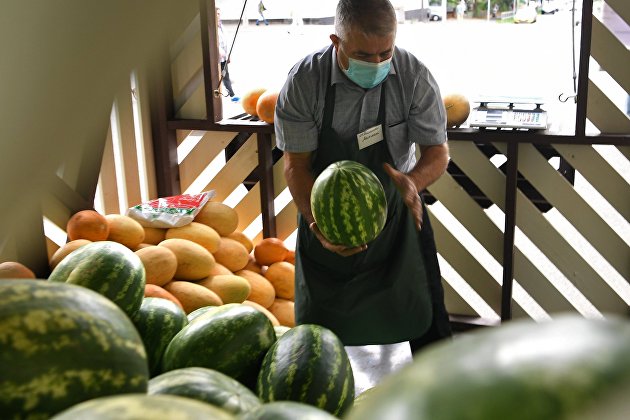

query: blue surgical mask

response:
[343,56,392,89]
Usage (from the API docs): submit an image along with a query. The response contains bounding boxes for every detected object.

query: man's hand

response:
[383,163,423,230]
[309,222,367,257]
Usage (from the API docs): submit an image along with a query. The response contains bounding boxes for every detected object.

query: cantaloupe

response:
[254,237,289,266]
[194,202,239,237]
[264,261,295,300]
[163,280,223,314]
[443,93,471,128]
[135,246,178,286]
[49,239,92,269]
[143,226,167,245]
[66,209,110,242]
[212,237,249,273]
[234,269,275,308]
[268,298,295,327]
[197,274,251,304]
[256,90,279,124]
[0,261,36,279]
[105,214,145,249]
[242,87,267,116]
[165,222,221,254]
[158,238,215,281]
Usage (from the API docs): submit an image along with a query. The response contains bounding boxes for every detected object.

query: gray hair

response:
[334,0,397,40]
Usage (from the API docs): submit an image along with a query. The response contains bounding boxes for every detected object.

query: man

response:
[216,7,238,101]
[275,0,452,353]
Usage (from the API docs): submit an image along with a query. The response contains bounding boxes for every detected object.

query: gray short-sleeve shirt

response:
[274,44,447,172]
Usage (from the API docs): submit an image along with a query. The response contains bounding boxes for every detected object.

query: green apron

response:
[294,65,450,346]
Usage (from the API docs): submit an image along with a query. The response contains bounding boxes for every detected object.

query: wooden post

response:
[257,132,276,238]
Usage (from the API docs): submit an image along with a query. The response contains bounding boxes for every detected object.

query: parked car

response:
[541,0,560,14]
[514,5,537,23]
[429,5,443,21]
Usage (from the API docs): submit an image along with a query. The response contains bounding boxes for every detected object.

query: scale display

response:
[468,96,549,130]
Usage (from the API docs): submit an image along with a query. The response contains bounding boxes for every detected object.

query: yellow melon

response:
[194,202,239,237]
[163,280,223,314]
[264,261,295,300]
[135,245,178,286]
[212,237,249,273]
[165,222,221,254]
[242,300,280,326]
[143,226,167,245]
[105,214,145,249]
[158,238,215,281]
[49,239,92,269]
[226,231,254,254]
[234,269,275,308]
[443,93,471,128]
[268,298,295,327]
[197,274,251,304]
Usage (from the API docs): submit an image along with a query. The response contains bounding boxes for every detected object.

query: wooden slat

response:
[586,80,630,134]
[606,0,630,25]
[201,136,258,200]
[501,143,629,282]
[235,184,261,232]
[42,189,72,232]
[175,84,206,120]
[115,85,142,208]
[618,145,630,161]
[177,129,193,145]
[171,24,202,101]
[554,144,630,220]
[442,279,478,317]
[100,126,121,215]
[178,130,236,189]
[453,141,627,314]
[429,169,574,314]
[274,201,298,241]
[135,67,158,200]
[591,16,630,93]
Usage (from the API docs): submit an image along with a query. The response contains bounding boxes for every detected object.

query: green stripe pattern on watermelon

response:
[162,303,276,390]
[310,160,387,247]
[148,367,261,415]
[0,280,148,419]
[256,323,355,417]
[49,394,236,420]
[131,297,188,377]
[48,240,146,318]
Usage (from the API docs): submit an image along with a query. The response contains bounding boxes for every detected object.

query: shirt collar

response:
[329,45,397,87]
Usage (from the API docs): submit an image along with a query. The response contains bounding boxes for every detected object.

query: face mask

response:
[342,56,392,89]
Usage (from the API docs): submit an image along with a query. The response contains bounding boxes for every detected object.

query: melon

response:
[234,269,276,308]
[66,209,110,242]
[268,298,295,327]
[135,245,178,286]
[144,284,184,310]
[165,222,221,254]
[0,261,36,279]
[443,93,471,128]
[213,237,249,273]
[253,237,288,266]
[105,214,146,249]
[256,90,279,124]
[242,87,267,116]
[163,281,223,314]
[197,274,251,304]
[311,160,387,247]
[194,202,239,237]
[158,238,215,281]
[49,239,92,269]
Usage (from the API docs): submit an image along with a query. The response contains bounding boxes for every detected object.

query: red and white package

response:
[126,191,214,228]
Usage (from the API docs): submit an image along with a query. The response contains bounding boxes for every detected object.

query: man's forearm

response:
[406,143,450,192]
[284,152,316,225]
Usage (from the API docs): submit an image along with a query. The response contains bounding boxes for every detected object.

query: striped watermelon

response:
[131,297,188,377]
[148,367,262,415]
[162,303,276,390]
[256,324,355,417]
[240,401,339,420]
[187,305,219,323]
[48,240,146,317]
[0,280,148,419]
[310,160,387,247]
[49,394,235,420]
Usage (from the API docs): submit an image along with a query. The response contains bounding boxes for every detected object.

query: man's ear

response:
[330,34,340,49]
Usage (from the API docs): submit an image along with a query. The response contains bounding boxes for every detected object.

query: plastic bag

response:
[126,191,214,228]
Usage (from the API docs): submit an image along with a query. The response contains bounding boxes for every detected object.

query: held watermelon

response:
[48,240,146,318]
[256,324,355,417]
[148,367,262,415]
[131,297,188,377]
[310,160,387,247]
[49,394,235,420]
[0,280,149,419]
[162,304,276,390]
[344,314,630,420]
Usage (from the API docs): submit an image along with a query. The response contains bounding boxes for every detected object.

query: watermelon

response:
[187,305,219,323]
[131,297,188,377]
[256,324,354,417]
[48,240,145,317]
[148,367,261,415]
[344,315,630,420]
[310,160,387,247]
[162,303,276,389]
[49,393,235,420]
[240,401,339,420]
[0,280,148,419]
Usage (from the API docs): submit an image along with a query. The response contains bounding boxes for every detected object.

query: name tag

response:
[357,124,384,150]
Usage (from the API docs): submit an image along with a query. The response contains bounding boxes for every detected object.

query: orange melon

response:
[49,239,92,269]
[256,90,279,124]
[254,237,289,266]
[163,280,223,314]
[264,261,295,300]
[234,269,276,308]
[443,93,471,128]
[143,226,167,245]
[212,237,249,273]
[268,298,295,327]
[66,209,109,242]
[242,300,280,326]
[242,87,267,116]
[145,283,184,310]
[135,245,178,286]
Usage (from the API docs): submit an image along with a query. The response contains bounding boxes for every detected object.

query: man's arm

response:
[284,151,368,256]
[383,142,449,230]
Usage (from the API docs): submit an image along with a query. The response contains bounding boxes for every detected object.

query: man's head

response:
[330,0,397,88]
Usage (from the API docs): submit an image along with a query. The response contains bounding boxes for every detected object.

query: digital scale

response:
[469,96,549,130]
